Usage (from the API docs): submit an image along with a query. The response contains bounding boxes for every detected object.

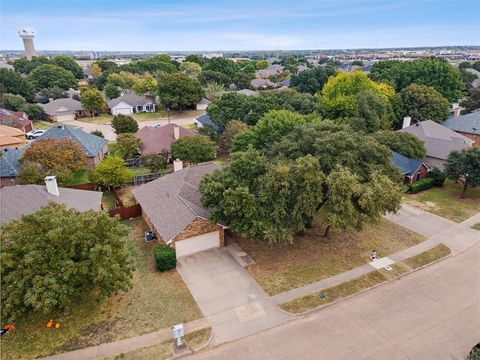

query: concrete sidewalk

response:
[39,318,209,360]
[271,206,480,305]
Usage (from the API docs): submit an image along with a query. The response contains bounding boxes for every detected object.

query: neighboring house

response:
[107,93,155,116]
[0,108,33,133]
[399,119,474,168]
[194,114,221,132]
[0,125,25,149]
[236,89,257,96]
[296,65,309,73]
[132,162,225,258]
[136,123,196,156]
[196,98,211,111]
[443,110,480,146]
[0,176,102,225]
[391,151,429,184]
[256,65,285,79]
[38,125,108,168]
[0,147,23,187]
[41,98,84,122]
[250,79,277,89]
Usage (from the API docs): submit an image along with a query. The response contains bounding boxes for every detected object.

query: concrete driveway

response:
[177,248,290,344]
[189,242,480,360]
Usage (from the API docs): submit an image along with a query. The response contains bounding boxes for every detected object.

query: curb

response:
[166,328,213,360]
[279,247,452,317]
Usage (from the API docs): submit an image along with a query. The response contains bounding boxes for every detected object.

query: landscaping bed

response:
[404,180,480,223]
[0,218,202,359]
[280,244,451,314]
[233,218,425,296]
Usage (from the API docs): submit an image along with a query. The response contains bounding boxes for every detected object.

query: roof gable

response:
[443,111,480,136]
[136,123,196,155]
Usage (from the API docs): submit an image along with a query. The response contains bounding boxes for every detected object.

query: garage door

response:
[56,113,75,122]
[175,231,220,258]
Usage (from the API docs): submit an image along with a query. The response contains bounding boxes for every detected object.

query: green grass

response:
[1,218,202,360]
[108,328,211,360]
[279,244,451,314]
[405,180,480,222]
[236,218,425,296]
[78,114,113,124]
[108,142,117,156]
[129,167,151,176]
[402,244,451,269]
[117,187,137,207]
[33,120,54,130]
[132,111,167,120]
[68,169,90,185]
[472,223,480,230]
[102,192,117,211]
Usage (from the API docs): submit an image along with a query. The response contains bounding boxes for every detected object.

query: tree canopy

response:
[460,88,480,113]
[111,114,139,134]
[171,135,218,164]
[80,87,106,116]
[445,147,480,197]
[29,64,78,91]
[157,73,204,110]
[1,203,133,321]
[369,58,464,102]
[116,133,142,159]
[0,68,34,101]
[204,57,240,77]
[51,55,84,78]
[90,156,133,189]
[401,84,450,123]
[290,66,337,94]
[371,131,426,159]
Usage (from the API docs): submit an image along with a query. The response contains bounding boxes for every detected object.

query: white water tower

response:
[18,28,36,60]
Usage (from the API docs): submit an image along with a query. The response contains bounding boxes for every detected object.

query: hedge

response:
[428,167,446,187]
[154,246,176,271]
[408,178,435,193]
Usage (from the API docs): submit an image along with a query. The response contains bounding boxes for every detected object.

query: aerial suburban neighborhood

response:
[0,1,479,359]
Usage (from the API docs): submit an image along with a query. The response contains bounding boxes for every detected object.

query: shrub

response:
[154,246,176,271]
[111,114,139,134]
[428,167,446,187]
[408,178,435,193]
[90,129,104,138]
[141,154,167,172]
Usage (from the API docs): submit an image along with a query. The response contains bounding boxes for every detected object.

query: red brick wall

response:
[0,177,17,188]
[405,164,429,184]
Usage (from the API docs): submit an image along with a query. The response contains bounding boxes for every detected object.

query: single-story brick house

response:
[132,162,225,259]
[0,108,34,133]
[398,119,474,168]
[136,123,196,156]
[391,151,429,184]
[107,93,155,116]
[41,98,84,122]
[0,176,102,225]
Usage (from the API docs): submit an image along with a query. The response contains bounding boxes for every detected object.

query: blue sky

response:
[1,0,479,51]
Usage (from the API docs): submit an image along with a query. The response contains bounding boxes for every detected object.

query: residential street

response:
[64,114,202,141]
[189,241,480,360]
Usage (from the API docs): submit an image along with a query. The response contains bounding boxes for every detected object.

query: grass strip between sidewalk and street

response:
[279,244,451,314]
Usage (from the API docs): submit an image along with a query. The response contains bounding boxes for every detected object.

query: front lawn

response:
[130,166,151,176]
[234,218,425,296]
[78,114,113,124]
[405,180,480,222]
[33,120,54,130]
[68,169,90,185]
[108,142,117,156]
[132,111,166,120]
[1,218,202,360]
[280,244,451,314]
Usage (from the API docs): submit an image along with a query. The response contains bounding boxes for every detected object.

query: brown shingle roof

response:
[0,185,102,225]
[136,123,196,155]
[132,163,219,242]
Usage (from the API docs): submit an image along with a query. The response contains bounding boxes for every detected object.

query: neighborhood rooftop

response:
[0,184,102,224]
[399,120,474,160]
[41,98,83,115]
[391,151,427,176]
[443,110,480,136]
[136,123,196,155]
[132,162,219,242]
[39,125,107,157]
[107,93,152,108]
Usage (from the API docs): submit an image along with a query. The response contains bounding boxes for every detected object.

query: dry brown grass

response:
[1,218,202,360]
[234,218,425,296]
[117,187,137,207]
[280,244,451,314]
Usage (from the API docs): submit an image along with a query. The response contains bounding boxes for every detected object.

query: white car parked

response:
[25,130,45,140]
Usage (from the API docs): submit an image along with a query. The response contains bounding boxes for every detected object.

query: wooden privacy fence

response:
[108,204,142,220]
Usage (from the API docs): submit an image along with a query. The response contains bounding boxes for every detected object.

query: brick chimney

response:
[44,176,60,196]
[453,107,462,118]
[173,159,183,172]
[402,116,411,129]
[173,126,180,140]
